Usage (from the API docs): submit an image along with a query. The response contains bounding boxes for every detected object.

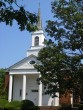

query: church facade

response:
[7,7,73,106]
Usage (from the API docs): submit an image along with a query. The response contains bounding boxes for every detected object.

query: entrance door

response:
[26,86,38,106]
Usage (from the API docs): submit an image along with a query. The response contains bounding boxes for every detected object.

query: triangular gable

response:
[8,54,37,70]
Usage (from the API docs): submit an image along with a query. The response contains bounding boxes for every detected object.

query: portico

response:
[8,72,43,106]
[8,68,59,106]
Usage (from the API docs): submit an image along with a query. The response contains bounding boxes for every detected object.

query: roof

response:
[7,54,37,71]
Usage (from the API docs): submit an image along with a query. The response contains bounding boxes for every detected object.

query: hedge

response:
[0,99,39,110]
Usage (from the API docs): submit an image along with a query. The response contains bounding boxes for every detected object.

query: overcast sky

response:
[0,0,54,68]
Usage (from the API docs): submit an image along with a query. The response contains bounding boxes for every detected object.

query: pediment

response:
[8,55,37,70]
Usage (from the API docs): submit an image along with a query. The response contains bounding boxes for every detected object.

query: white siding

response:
[26,75,39,105]
[11,57,37,69]
[13,74,39,105]
[13,75,23,100]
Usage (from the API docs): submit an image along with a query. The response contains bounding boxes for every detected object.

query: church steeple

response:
[37,3,42,30]
[27,4,45,57]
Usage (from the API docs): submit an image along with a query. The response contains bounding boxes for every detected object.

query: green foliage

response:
[0,0,37,31]
[33,106,40,110]
[79,104,83,110]
[46,0,83,54]
[0,99,8,108]
[6,101,21,109]
[72,104,83,110]
[4,104,14,110]
[35,0,83,98]
[0,69,7,99]
[0,99,21,110]
[21,100,34,110]
[0,99,39,110]
[73,103,79,107]
[0,69,5,87]
[20,100,40,110]
[59,105,71,110]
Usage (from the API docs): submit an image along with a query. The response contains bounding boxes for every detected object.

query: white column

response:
[54,92,59,106]
[38,74,42,106]
[22,74,26,100]
[8,74,13,102]
[71,93,73,107]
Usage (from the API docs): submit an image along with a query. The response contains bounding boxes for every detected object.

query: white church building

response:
[7,7,59,106]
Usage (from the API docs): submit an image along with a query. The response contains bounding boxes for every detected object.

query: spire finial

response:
[39,2,40,8]
[37,3,42,30]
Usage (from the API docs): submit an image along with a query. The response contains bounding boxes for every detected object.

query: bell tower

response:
[27,5,45,56]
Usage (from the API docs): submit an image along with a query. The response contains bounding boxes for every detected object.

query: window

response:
[19,89,22,96]
[32,90,38,92]
[29,60,35,64]
[35,36,39,46]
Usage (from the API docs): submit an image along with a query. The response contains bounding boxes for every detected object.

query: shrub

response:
[0,99,39,110]
[79,104,83,110]
[73,103,79,107]
[59,105,72,110]
[9,101,21,109]
[0,99,8,108]
[4,101,21,110]
[4,104,14,110]
[32,106,40,110]
[0,106,4,110]
[21,100,34,110]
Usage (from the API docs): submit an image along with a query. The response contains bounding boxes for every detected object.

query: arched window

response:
[35,36,39,46]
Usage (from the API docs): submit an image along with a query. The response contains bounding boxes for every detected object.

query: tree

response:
[0,68,7,99]
[0,0,37,31]
[35,0,83,99]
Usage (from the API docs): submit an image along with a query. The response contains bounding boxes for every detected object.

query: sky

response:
[0,0,53,68]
